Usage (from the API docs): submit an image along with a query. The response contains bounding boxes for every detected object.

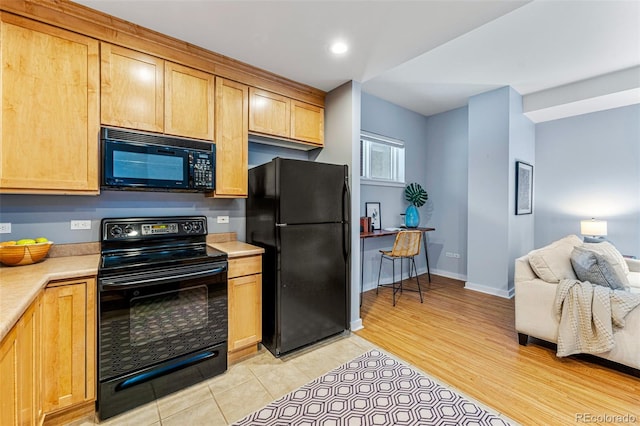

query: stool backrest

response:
[390,230,421,257]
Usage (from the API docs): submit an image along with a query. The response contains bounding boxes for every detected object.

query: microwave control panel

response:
[190,152,214,189]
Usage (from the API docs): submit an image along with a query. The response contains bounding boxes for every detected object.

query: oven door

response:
[97,261,227,419]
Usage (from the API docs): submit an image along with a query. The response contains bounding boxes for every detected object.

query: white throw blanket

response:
[553,279,640,357]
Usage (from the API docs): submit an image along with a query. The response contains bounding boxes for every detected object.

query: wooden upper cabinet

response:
[101,43,164,133]
[101,44,215,141]
[249,88,290,138]
[165,62,215,140]
[249,88,324,146]
[213,78,248,198]
[291,100,324,145]
[0,16,100,194]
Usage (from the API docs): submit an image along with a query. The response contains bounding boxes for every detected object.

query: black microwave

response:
[101,127,215,192]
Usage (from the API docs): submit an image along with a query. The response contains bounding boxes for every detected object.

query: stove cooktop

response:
[98,216,227,275]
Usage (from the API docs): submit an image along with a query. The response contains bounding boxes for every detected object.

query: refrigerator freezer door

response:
[277,223,348,354]
[277,159,347,225]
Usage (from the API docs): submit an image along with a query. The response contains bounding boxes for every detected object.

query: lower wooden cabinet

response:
[0,294,41,426]
[228,255,262,362]
[42,278,96,418]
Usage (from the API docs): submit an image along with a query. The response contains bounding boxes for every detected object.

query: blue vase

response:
[405,205,420,228]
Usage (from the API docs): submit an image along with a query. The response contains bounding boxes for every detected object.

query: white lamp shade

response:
[580,219,607,236]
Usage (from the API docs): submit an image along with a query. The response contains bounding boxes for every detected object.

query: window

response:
[360,131,405,185]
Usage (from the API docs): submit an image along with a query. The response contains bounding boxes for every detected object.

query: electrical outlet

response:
[0,223,11,234]
[70,220,91,230]
[216,216,229,224]
[445,252,461,259]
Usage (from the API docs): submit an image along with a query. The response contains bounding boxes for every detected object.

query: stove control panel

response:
[102,217,208,240]
[141,223,179,235]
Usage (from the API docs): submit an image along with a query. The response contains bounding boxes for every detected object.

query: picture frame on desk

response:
[365,202,381,230]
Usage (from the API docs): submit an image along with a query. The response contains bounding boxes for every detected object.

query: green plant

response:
[404,182,428,208]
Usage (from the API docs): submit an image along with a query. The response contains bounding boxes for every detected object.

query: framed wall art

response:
[515,161,533,215]
[365,202,381,230]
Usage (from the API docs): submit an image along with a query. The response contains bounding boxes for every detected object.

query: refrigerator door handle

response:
[342,176,351,260]
[276,223,288,227]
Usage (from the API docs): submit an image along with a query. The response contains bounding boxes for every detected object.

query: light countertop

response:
[208,241,265,258]
[0,254,100,342]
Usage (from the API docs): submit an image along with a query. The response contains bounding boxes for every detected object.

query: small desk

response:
[360,227,435,304]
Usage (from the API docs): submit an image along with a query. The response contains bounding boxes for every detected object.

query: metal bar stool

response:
[376,230,424,306]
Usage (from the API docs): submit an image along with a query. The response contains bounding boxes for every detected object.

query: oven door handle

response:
[100,266,226,290]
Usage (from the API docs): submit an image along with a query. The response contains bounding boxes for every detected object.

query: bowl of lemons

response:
[0,238,53,266]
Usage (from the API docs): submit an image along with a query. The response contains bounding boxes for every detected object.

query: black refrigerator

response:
[246,158,350,356]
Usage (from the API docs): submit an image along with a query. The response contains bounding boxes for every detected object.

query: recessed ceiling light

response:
[330,41,348,55]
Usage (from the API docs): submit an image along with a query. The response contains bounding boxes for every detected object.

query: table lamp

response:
[580,218,607,242]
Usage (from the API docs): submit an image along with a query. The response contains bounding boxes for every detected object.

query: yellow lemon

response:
[35,237,48,243]
[16,239,36,245]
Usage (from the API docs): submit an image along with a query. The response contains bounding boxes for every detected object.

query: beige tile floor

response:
[70,333,377,426]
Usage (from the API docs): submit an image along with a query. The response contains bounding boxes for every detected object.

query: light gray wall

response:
[248,142,310,168]
[0,192,245,244]
[0,143,310,245]
[467,87,535,297]
[507,88,536,285]
[467,87,511,296]
[535,104,640,257]
[360,92,430,291]
[320,80,362,330]
[424,106,469,280]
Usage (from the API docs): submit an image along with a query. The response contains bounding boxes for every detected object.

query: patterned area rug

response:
[234,349,513,425]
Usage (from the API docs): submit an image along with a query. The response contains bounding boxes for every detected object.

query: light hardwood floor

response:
[356,274,640,426]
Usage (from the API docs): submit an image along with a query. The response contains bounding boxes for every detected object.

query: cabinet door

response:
[42,278,96,413]
[291,100,324,145]
[101,43,164,133]
[17,297,40,426]
[249,88,290,138]
[214,78,248,198]
[228,274,262,352]
[0,17,99,193]
[165,62,215,140]
[0,296,41,426]
[0,328,18,426]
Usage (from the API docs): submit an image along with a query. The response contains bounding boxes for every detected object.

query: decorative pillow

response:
[570,246,629,290]
[528,235,582,283]
[582,241,629,276]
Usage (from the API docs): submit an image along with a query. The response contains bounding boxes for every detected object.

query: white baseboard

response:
[429,268,467,282]
[362,267,470,292]
[464,281,515,299]
[350,318,363,331]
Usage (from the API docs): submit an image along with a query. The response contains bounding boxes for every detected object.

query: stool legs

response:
[376,254,424,305]
[411,256,423,303]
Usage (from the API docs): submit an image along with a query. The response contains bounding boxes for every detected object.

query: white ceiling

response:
[76,0,640,120]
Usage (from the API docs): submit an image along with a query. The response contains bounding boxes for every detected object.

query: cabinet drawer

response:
[228,255,261,278]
